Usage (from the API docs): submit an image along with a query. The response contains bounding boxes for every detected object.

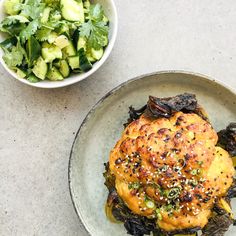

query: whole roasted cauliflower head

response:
[104,93,236,236]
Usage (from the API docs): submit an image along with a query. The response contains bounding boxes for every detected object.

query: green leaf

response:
[79,3,108,50]
[2,41,25,68]
[26,35,41,66]
[20,19,40,43]
[0,15,29,26]
[18,0,45,20]
[79,21,92,38]
[0,15,29,36]
[0,23,25,36]
[35,27,52,41]
[0,37,17,49]
[89,4,104,22]
[87,22,108,50]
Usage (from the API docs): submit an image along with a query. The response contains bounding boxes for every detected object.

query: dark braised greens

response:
[147,93,198,118]
[124,93,208,127]
[202,209,233,236]
[218,123,236,156]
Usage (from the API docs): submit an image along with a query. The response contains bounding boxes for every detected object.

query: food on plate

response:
[0,0,109,82]
[104,93,236,236]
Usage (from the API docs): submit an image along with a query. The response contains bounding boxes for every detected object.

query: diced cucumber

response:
[91,48,103,60]
[42,43,62,63]
[16,68,26,78]
[54,35,69,49]
[57,23,70,35]
[60,0,84,23]
[78,48,92,72]
[86,51,96,63]
[27,74,40,83]
[83,0,90,9]
[4,0,21,15]
[62,41,76,56]
[53,59,61,68]
[59,60,70,77]
[32,57,48,80]
[41,7,51,23]
[47,66,64,81]
[72,29,80,48]
[72,69,82,73]
[77,37,86,51]
[68,56,80,70]
[47,32,58,44]
[103,15,109,24]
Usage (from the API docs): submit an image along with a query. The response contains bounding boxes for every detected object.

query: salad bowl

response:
[0,0,118,88]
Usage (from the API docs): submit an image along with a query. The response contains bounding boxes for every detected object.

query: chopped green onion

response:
[159,165,169,172]
[167,187,180,199]
[145,200,155,209]
[189,179,198,186]
[165,204,173,211]
[128,182,140,190]
[157,213,162,220]
[197,161,203,166]
[190,169,198,175]
[156,208,162,220]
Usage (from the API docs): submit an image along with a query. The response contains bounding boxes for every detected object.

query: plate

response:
[69,71,236,236]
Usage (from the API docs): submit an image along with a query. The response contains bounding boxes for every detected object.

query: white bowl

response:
[0,0,118,88]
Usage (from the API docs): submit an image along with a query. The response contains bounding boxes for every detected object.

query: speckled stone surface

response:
[0,0,236,235]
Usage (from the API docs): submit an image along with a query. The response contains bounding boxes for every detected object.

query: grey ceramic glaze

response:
[69,71,236,236]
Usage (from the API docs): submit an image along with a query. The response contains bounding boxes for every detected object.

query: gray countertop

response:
[1,0,236,235]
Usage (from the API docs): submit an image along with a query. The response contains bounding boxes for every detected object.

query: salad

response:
[0,0,109,82]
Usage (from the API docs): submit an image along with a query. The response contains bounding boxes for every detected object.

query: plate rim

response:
[68,70,236,236]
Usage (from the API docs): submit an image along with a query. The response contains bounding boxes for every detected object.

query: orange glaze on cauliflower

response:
[109,111,235,232]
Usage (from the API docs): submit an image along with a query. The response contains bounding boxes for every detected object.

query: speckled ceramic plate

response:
[69,71,236,236]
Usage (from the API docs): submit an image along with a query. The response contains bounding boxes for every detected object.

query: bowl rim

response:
[68,70,236,236]
[0,0,118,89]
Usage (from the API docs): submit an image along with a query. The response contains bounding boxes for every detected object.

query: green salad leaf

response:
[0,37,17,49]
[0,15,28,35]
[35,27,52,42]
[2,40,25,68]
[18,0,45,20]
[0,15,29,25]
[89,4,105,22]
[20,19,40,43]
[26,35,41,66]
[80,4,108,50]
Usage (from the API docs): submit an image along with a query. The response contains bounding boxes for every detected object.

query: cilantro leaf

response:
[0,37,17,49]
[18,0,45,20]
[87,22,108,50]
[79,21,91,38]
[35,27,52,41]
[2,41,25,68]
[89,4,104,21]
[0,15,29,35]
[79,4,108,50]
[0,15,29,26]
[20,19,40,43]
